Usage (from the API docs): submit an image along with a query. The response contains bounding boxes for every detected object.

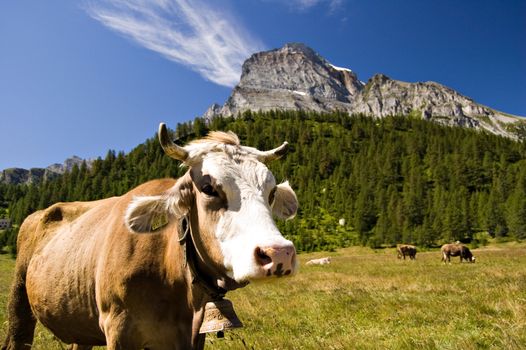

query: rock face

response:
[205,43,524,139]
[0,156,89,185]
[209,43,363,116]
[46,155,86,175]
[353,74,520,137]
[0,168,57,185]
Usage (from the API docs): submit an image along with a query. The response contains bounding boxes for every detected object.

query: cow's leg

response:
[68,345,93,350]
[1,270,37,350]
[191,308,206,350]
[193,334,205,350]
[101,312,192,350]
[101,313,142,350]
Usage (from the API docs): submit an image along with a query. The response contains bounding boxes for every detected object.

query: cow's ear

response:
[272,181,298,220]
[125,195,169,233]
[125,175,194,233]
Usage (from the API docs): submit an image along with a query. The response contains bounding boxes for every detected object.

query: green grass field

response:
[1,244,525,349]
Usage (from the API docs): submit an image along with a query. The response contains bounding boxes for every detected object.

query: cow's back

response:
[442,243,461,256]
[14,199,105,292]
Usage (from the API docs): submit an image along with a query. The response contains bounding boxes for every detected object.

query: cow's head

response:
[125,124,298,284]
[462,246,475,263]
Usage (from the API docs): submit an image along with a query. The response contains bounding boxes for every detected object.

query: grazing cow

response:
[441,243,475,263]
[306,257,331,265]
[2,125,299,350]
[397,244,417,260]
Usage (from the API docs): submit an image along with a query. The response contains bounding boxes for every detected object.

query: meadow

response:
[1,244,525,349]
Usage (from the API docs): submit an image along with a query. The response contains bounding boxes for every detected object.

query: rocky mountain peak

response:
[278,42,324,63]
[238,41,359,97]
[281,42,318,54]
[205,43,524,139]
[217,42,363,117]
[46,156,85,174]
[367,73,392,84]
[242,42,326,73]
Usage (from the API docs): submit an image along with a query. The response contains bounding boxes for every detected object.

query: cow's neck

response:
[180,215,226,299]
[180,215,247,301]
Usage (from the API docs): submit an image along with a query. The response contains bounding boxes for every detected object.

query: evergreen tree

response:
[506,166,526,240]
[2,112,525,253]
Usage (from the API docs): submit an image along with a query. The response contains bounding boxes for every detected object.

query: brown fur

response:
[1,177,229,350]
[396,244,417,260]
[441,243,475,263]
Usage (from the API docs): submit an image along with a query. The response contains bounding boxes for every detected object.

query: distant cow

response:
[306,257,331,265]
[441,243,475,263]
[2,125,299,350]
[397,244,417,260]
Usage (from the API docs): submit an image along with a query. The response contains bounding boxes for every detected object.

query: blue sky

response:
[1,0,525,170]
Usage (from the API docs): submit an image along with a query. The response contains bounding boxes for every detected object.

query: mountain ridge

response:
[0,156,90,185]
[205,43,524,139]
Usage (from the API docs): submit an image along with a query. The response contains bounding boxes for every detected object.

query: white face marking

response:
[199,153,294,282]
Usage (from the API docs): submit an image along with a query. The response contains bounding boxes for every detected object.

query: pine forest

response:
[1,111,525,254]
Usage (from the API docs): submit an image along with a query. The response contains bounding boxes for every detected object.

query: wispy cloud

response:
[85,0,265,87]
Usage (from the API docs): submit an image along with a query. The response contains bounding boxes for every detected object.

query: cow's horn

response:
[158,123,188,161]
[256,141,289,162]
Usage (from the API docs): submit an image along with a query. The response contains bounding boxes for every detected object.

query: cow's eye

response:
[269,187,277,205]
[202,184,219,197]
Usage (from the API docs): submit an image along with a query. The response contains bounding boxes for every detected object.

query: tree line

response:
[1,111,525,254]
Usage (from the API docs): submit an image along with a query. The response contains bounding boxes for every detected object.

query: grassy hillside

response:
[1,244,525,349]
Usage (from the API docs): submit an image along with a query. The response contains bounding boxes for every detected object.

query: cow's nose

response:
[255,245,296,277]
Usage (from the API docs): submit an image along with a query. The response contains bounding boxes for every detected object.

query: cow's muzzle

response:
[255,245,297,277]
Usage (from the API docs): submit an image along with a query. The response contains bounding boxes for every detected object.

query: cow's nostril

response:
[255,247,272,266]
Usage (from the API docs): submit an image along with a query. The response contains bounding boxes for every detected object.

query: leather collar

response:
[179,216,247,300]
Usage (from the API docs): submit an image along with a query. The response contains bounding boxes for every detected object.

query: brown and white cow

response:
[2,125,299,350]
[441,243,475,263]
[396,244,417,260]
